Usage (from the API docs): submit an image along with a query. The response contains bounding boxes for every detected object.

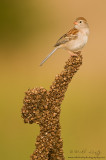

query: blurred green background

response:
[0,0,106,159]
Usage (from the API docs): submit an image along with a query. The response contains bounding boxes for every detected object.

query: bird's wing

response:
[54,28,79,47]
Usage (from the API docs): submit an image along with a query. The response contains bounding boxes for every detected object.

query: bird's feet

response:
[68,51,79,57]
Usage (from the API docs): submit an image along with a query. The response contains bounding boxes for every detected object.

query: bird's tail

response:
[40,48,57,66]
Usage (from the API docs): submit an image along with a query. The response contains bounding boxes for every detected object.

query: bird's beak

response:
[74,21,78,25]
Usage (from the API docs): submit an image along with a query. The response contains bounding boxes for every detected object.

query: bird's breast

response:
[65,33,88,52]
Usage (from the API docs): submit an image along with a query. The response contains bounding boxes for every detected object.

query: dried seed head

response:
[21,51,82,160]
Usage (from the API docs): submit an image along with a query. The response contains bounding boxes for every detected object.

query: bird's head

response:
[74,17,89,30]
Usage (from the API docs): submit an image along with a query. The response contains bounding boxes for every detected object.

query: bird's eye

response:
[80,21,82,23]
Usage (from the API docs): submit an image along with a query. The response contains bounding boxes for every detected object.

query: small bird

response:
[40,17,89,66]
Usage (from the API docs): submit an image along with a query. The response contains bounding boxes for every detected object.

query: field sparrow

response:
[40,17,89,66]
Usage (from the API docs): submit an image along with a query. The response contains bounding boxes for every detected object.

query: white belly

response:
[65,33,88,52]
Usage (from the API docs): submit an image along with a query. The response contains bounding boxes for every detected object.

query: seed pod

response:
[21,51,82,160]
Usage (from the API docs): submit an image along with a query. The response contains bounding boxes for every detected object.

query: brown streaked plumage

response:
[54,28,79,47]
[40,17,89,66]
